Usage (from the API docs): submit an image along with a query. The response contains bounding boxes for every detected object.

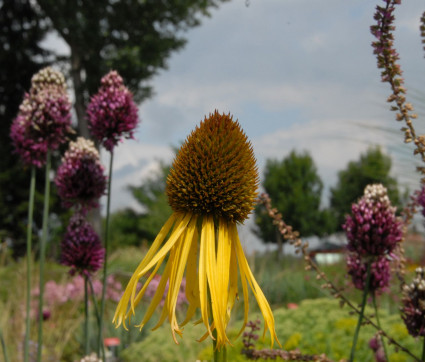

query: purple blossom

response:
[87,70,139,152]
[347,253,391,293]
[401,267,425,337]
[343,184,403,256]
[10,67,72,167]
[55,137,107,211]
[61,213,105,276]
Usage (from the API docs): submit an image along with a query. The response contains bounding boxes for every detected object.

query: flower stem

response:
[0,327,9,362]
[24,166,36,362]
[87,276,101,327]
[84,275,89,356]
[372,293,389,362]
[98,151,113,360]
[37,150,51,362]
[349,261,372,362]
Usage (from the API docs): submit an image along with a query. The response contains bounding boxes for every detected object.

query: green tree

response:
[109,162,172,250]
[330,146,401,231]
[254,150,334,254]
[35,0,229,137]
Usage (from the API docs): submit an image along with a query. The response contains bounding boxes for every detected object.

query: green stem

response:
[24,166,36,362]
[98,151,113,361]
[349,261,372,362]
[87,276,101,328]
[84,275,89,356]
[0,328,9,362]
[37,150,51,362]
[372,293,389,362]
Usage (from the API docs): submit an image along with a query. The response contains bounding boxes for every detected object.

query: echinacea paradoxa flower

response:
[87,70,139,152]
[61,213,105,276]
[401,267,425,337]
[10,67,73,167]
[344,184,403,257]
[113,111,280,350]
[346,253,391,292]
[55,137,107,210]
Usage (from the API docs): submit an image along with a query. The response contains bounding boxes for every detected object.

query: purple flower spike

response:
[401,267,425,337]
[10,67,73,167]
[87,70,139,152]
[55,137,107,211]
[347,253,391,292]
[61,213,105,276]
[343,184,403,256]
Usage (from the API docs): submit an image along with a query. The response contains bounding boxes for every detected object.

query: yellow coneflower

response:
[113,110,280,350]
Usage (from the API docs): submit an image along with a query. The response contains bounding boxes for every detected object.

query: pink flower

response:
[10,67,72,167]
[61,213,105,276]
[55,137,107,211]
[343,184,403,256]
[87,70,139,152]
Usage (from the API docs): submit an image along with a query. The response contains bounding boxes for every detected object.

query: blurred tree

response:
[254,150,334,255]
[109,162,172,250]
[35,0,230,137]
[0,0,54,256]
[330,146,401,231]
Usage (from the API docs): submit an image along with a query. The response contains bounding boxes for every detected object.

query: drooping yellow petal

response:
[198,216,213,340]
[231,223,281,347]
[180,221,200,327]
[113,213,178,329]
[205,216,229,348]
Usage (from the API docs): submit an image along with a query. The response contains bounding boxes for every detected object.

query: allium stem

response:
[84,276,89,356]
[98,151,113,360]
[87,276,101,327]
[0,327,9,362]
[24,166,36,362]
[372,293,389,362]
[349,261,371,362]
[37,150,51,362]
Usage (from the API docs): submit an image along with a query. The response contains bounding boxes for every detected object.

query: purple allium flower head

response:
[416,185,425,218]
[10,67,73,167]
[347,253,391,292]
[343,184,403,256]
[55,137,107,211]
[401,267,425,337]
[61,213,105,276]
[87,70,139,152]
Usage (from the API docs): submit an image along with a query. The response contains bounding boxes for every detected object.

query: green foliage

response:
[330,146,401,230]
[34,0,230,133]
[254,150,335,246]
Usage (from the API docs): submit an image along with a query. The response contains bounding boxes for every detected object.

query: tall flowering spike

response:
[401,267,425,337]
[61,213,105,276]
[87,70,139,152]
[55,137,107,211]
[114,111,279,350]
[344,184,403,256]
[10,67,73,167]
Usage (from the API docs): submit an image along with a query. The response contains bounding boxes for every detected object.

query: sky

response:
[49,1,425,250]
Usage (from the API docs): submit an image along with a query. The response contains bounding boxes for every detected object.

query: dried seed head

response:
[166,111,259,223]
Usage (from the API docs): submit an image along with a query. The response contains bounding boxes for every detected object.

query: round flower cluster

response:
[346,254,391,292]
[61,213,105,276]
[343,184,403,293]
[344,184,403,256]
[401,267,425,337]
[55,137,107,211]
[87,70,139,152]
[10,67,72,167]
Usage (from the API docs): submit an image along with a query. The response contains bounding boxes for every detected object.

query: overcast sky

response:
[105,0,425,224]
